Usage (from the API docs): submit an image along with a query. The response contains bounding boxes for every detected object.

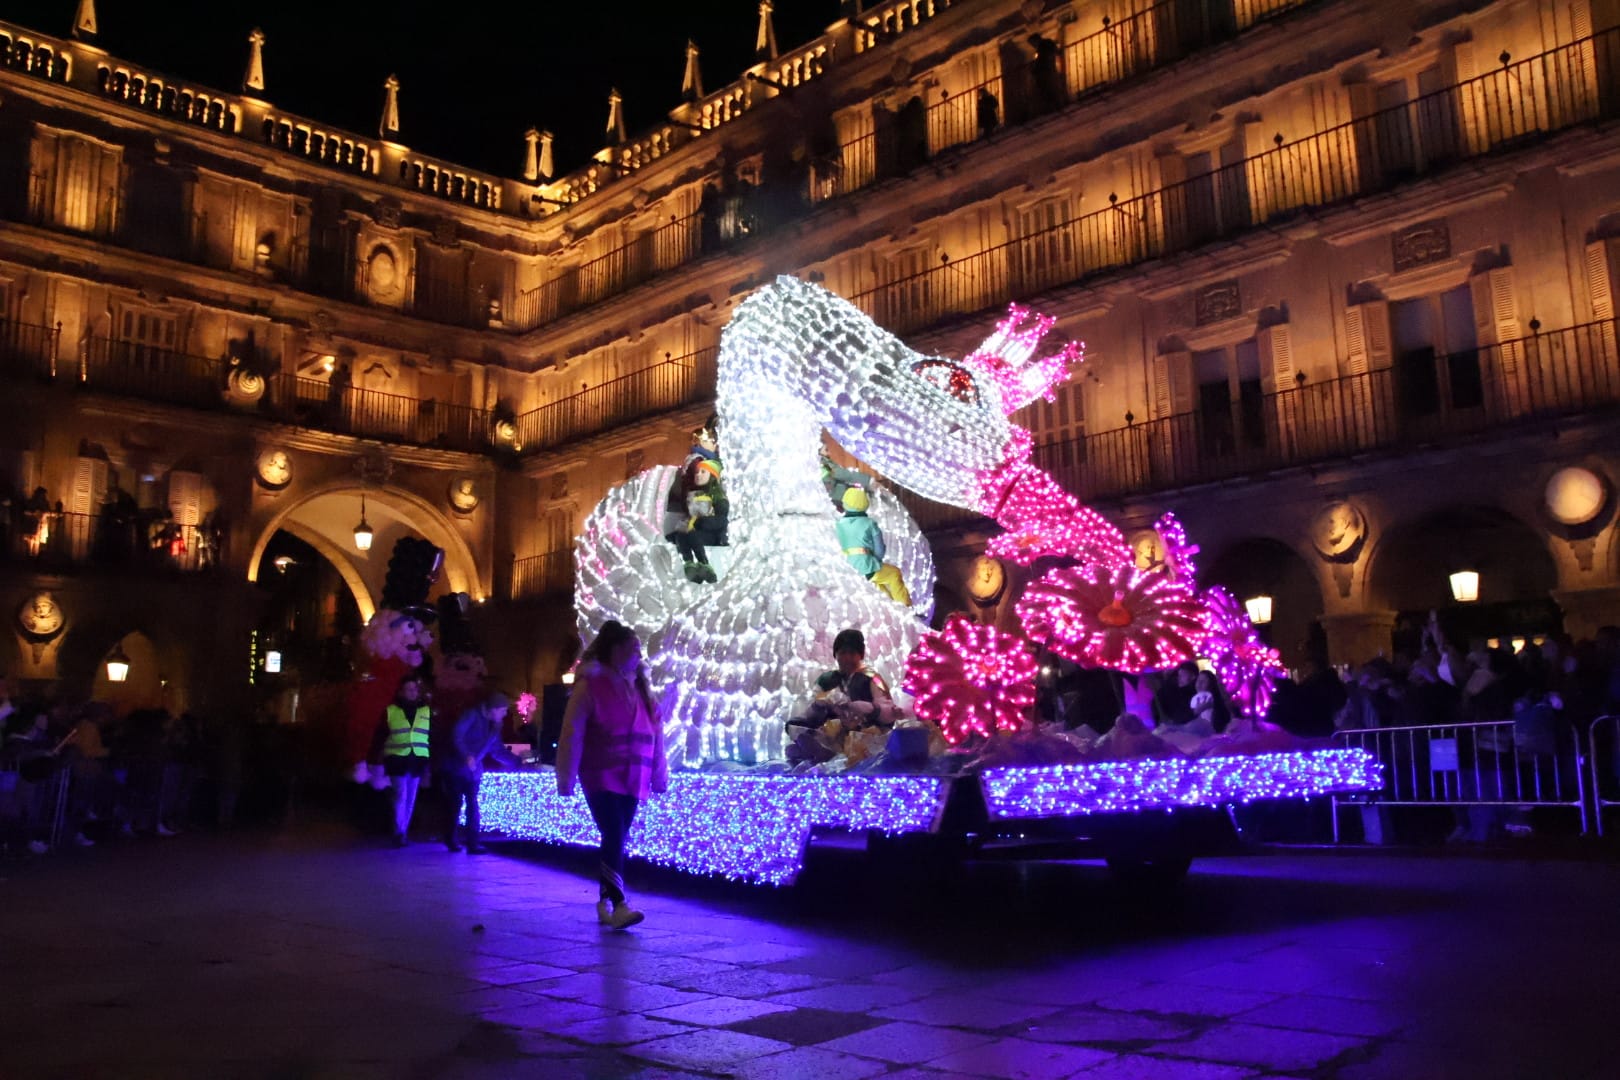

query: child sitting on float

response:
[835,487,910,605]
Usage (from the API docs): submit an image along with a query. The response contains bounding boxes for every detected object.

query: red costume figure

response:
[347,537,444,781]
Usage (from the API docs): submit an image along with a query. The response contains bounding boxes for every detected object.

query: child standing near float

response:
[555,620,668,930]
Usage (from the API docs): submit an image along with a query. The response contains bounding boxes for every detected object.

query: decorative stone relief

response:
[373,198,402,228]
[1392,220,1451,273]
[255,447,292,489]
[1195,280,1241,326]
[1544,466,1607,526]
[1569,537,1597,573]
[1310,501,1367,561]
[448,476,480,514]
[17,591,65,640]
[432,218,459,248]
[549,472,569,500]
[624,449,645,480]
[1128,529,1165,571]
[367,245,399,299]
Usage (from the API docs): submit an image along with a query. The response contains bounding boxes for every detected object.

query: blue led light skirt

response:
[477,771,950,885]
[980,748,1383,820]
[476,748,1379,885]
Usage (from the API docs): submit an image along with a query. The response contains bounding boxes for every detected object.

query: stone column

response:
[1319,610,1398,667]
[1554,586,1620,641]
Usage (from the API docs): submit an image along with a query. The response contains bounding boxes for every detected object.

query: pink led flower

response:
[516,692,539,721]
[1200,587,1287,718]
[1017,564,1205,673]
[903,614,1038,745]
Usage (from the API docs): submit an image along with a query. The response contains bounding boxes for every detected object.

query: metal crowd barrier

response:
[1587,715,1620,837]
[0,760,71,852]
[1331,719,1588,840]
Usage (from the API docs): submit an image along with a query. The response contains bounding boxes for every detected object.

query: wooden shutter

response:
[1343,302,1389,446]
[1259,323,1297,454]
[166,470,203,527]
[1588,237,1620,375]
[1151,349,1194,418]
[1151,351,1171,419]
[232,185,258,271]
[1587,238,1617,321]
[1343,301,1392,373]
[1471,267,1524,411]
[1257,323,1296,392]
[1568,1,1599,120]
[70,456,108,515]
[1347,82,1382,192]
[1446,41,1487,153]
[1470,267,1521,353]
[1152,153,1189,251]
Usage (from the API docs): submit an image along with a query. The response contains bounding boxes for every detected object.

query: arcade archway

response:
[246,483,483,619]
[1200,537,1324,669]
[1368,506,1560,648]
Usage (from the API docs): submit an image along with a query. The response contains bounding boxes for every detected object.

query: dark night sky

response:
[4,0,844,178]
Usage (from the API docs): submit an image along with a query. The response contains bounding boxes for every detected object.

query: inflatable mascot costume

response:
[346,536,445,782]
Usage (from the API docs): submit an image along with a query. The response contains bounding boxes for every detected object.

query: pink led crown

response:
[965,304,1084,413]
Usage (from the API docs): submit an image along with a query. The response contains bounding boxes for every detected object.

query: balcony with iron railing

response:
[510,215,702,331]
[4,508,219,574]
[1052,319,1620,500]
[903,319,1620,532]
[514,346,719,453]
[817,0,1310,202]
[0,330,495,453]
[847,27,1620,335]
[505,548,573,602]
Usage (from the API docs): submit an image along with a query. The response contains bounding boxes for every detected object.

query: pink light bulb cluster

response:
[903,614,1038,745]
[1200,586,1287,718]
[1016,563,1207,673]
[963,305,1083,412]
[905,302,1284,715]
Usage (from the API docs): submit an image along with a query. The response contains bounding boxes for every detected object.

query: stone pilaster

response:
[1320,610,1398,667]
[1554,587,1620,641]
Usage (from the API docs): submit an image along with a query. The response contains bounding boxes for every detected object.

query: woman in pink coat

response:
[555,620,668,929]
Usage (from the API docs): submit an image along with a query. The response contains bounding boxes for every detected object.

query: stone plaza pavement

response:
[3,826,1619,1080]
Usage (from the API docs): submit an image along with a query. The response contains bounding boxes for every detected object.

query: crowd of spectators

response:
[0,679,222,856]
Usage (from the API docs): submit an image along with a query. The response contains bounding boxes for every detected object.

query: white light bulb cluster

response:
[581,276,1085,766]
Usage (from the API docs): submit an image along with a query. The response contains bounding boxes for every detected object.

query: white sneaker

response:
[608,904,645,931]
[27,840,49,855]
[157,824,178,838]
[74,833,95,848]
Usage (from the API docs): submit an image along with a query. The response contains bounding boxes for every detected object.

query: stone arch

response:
[246,482,483,617]
[57,623,188,716]
[1367,504,1561,648]
[1199,535,1325,669]
[274,520,377,624]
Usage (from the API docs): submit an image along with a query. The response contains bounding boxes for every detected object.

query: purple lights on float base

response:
[477,749,1381,883]
[477,771,950,885]
[979,749,1383,820]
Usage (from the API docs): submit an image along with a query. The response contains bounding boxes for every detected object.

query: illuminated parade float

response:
[479,278,1380,884]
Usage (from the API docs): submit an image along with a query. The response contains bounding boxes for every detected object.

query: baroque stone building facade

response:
[2,0,1619,717]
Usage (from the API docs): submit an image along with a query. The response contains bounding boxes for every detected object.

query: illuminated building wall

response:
[0,0,1618,716]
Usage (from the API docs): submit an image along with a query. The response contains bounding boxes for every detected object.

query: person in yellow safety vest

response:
[835,487,911,606]
[374,675,433,847]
